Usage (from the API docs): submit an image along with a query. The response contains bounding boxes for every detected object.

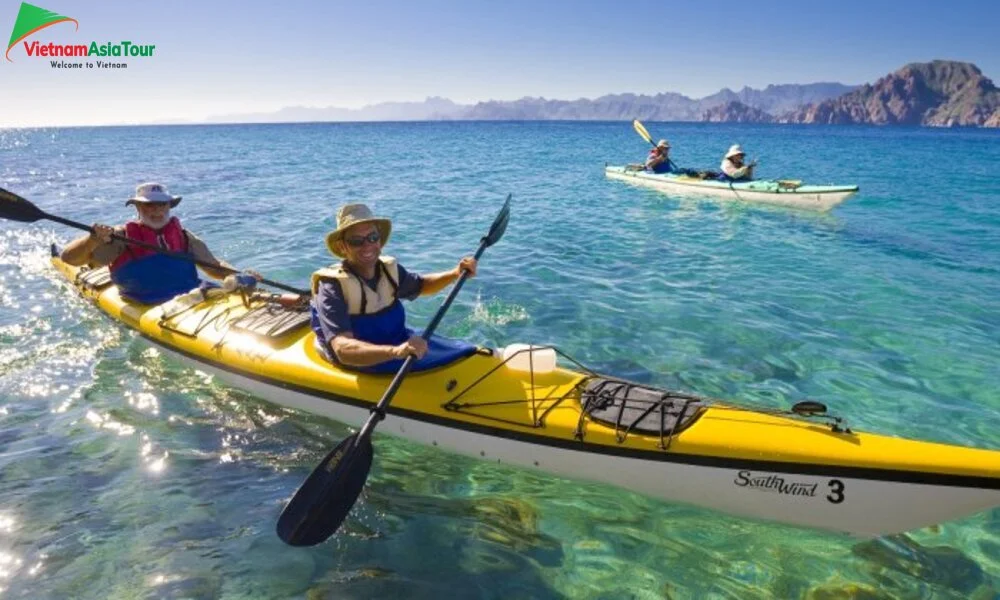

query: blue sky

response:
[2,0,998,127]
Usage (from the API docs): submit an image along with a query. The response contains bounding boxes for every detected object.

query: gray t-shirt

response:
[89,225,220,267]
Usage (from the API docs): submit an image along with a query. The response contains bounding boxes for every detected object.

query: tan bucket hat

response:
[656,139,670,149]
[125,182,181,208]
[725,144,746,159]
[325,203,392,258]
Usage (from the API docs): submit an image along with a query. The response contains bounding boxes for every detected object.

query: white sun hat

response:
[125,182,181,207]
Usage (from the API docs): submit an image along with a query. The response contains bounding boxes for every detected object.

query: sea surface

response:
[1,121,999,599]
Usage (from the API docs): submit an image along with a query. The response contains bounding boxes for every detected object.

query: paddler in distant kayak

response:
[60,182,254,304]
[645,139,679,174]
[720,144,756,181]
[310,203,479,373]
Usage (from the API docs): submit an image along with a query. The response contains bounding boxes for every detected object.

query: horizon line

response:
[7,120,1000,131]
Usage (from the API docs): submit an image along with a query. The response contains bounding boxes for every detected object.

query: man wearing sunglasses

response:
[309,203,479,373]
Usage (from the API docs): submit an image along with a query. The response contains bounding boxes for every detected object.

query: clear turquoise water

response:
[1,122,999,599]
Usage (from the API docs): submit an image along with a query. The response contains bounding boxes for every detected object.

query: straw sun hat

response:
[324,203,392,258]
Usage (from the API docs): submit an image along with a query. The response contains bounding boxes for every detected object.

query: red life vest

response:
[110,217,189,273]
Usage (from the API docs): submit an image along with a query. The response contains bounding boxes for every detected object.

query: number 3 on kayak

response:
[828,479,846,504]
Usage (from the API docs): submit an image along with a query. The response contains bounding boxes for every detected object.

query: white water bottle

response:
[501,344,557,374]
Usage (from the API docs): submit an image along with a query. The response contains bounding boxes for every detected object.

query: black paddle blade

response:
[0,187,47,223]
[276,433,374,546]
[483,194,511,248]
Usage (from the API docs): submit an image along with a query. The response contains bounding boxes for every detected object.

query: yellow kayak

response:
[51,249,1000,537]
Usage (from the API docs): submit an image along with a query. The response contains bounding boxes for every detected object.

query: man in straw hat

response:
[719,144,756,181]
[645,139,678,174]
[310,203,479,372]
[62,182,248,304]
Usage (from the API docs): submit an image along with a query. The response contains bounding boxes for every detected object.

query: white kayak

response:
[605,165,859,212]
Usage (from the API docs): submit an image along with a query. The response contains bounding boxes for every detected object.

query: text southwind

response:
[734,471,819,496]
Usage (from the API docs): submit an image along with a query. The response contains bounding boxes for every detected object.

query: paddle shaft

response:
[42,208,308,295]
[353,239,488,444]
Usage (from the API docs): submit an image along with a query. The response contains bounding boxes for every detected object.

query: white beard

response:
[139,211,170,230]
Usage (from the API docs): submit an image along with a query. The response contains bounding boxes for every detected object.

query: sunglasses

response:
[345,231,381,248]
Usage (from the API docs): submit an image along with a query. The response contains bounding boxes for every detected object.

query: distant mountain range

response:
[205,97,463,124]
[200,60,999,128]
[454,82,856,121]
[204,83,855,124]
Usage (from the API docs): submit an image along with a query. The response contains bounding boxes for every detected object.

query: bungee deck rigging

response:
[443,345,851,449]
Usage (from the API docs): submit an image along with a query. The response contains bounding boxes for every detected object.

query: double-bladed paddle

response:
[0,186,309,296]
[275,194,512,547]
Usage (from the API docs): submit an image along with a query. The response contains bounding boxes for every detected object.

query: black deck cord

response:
[613,383,630,437]
[574,383,599,440]
[665,398,698,451]
[618,391,669,443]
[595,380,618,410]
[658,401,667,449]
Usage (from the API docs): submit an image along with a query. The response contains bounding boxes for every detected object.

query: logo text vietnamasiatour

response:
[21,40,155,58]
[5,2,157,62]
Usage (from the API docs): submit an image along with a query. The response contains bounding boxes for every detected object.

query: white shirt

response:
[720,158,751,180]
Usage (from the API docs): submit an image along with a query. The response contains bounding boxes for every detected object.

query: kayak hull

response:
[605,166,858,211]
[157,339,1000,537]
[52,255,1000,537]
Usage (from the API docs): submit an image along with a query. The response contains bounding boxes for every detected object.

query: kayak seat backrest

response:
[580,377,705,439]
[230,301,312,339]
[76,266,113,291]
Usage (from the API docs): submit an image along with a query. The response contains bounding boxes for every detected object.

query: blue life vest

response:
[111,252,200,304]
[650,160,673,174]
[108,218,201,304]
[348,299,478,374]
[310,258,477,373]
